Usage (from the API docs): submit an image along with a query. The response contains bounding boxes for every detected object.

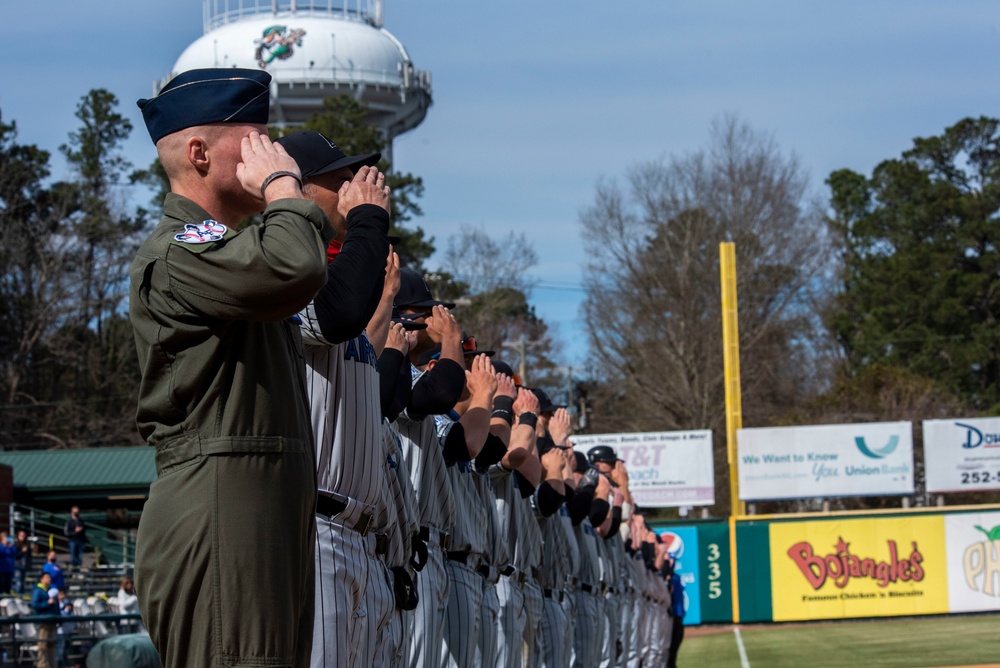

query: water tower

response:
[160,0,431,162]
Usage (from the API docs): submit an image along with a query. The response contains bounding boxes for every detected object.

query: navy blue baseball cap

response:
[137,68,272,144]
[275,130,380,179]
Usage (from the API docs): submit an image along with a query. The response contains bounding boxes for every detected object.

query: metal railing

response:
[8,504,136,569]
[205,0,385,32]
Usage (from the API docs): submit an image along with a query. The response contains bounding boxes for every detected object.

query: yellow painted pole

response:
[720,241,745,623]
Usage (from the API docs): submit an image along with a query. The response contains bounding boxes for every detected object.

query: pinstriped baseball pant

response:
[494,577,526,668]
[441,561,483,668]
[538,592,570,668]
[365,559,396,668]
[599,594,620,668]
[408,543,448,668]
[625,596,644,668]
[523,579,544,668]
[311,516,386,668]
[476,579,500,667]
[570,590,601,668]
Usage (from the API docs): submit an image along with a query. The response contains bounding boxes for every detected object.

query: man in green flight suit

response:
[130,68,330,668]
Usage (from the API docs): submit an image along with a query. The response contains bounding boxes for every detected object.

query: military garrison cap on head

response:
[137,68,272,144]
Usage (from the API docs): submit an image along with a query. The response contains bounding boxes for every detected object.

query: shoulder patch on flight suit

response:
[170,220,233,253]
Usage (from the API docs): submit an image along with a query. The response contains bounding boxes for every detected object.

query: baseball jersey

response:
[436,413,490,557]
[382,420,420,569]
[396,366,456,532]
[300,313,387,517]
[574,518,602,589]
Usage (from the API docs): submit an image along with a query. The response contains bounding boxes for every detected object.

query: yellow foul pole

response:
[720,241,745,623]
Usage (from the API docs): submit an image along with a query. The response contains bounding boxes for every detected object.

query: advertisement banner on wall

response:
[655,526,701,625]
[768,516,948,622]
[738,421,914,500]
[571,430,714,507]
[924,418,1000,493]
[945,511,1000,613]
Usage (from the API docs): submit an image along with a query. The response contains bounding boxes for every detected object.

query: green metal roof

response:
[0,447,156,492]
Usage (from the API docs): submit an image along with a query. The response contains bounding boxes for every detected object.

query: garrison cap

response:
[137,68,272,144]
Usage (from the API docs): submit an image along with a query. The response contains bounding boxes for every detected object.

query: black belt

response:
[542,588,565,603]
[375,533,389,556]
[316,494,374,536]
[447,550,473,565]
[501,565,516,577]
[419,525,451,549]
[580,583,595,594]
[477,564,499,582]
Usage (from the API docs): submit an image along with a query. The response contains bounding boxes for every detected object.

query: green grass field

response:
[681,615,1000,667]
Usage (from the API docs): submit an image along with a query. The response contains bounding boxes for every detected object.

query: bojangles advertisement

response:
[769,517,949,621]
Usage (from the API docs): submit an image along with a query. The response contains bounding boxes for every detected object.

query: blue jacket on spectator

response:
[0,543,16,574]
[670,572,686,619]
[31,583,58,615]
[43,562,65,590]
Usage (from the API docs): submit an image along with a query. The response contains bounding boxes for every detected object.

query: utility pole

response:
[501,334,541,385]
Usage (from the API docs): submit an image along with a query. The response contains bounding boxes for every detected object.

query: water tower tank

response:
[161,0,431,156]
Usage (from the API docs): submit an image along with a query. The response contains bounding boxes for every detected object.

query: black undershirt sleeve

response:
[378,349,408,421]
[568,485,595,526]
[589,498,611,529]
[311,204,389,344]
[408,359,465,420]
[442,422,472,465]
[534,481,566,517]
[513,470,537,498]
[475,434,508,473]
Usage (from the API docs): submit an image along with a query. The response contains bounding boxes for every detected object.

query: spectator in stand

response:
[43,551,65,591]
[31,572,59,668]
[64,507,86,570]
[0,532,15,593]
[57,589,75,668]
[118,576,141,633]
[15,530,32,593]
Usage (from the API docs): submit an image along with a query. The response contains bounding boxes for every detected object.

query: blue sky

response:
[4,1,1000,369]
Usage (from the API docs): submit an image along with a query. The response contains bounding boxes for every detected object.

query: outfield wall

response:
[654,507,1000,624]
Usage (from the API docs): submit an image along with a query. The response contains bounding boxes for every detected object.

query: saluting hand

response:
[513,387,540,416]
[549,407,572,446]
[495,373,517,401]
[383,250,401,300]
[466,354,498,400]
[338,165,391,217]
[610,460,630,489]
[424,305,458,345]
[237,132,302,201]
[385,322,409,355]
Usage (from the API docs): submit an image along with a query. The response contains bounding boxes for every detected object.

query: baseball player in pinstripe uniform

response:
[532,412,578,667]
[275,130,394,668]
[569,453,607,668]
[586,447,630,667]
[434,352,497,668]
[393,274,466,668]
[488,379,542,668]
